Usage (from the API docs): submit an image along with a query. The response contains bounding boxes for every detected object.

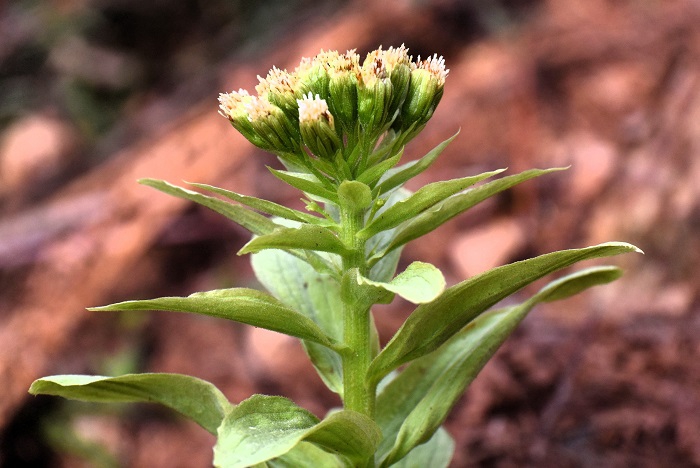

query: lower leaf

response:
[29,373,232,435]
[213,396,380,467]
[379,266,624,466]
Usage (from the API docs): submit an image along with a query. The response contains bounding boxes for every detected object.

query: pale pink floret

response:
[416,54,449,85]
[297,92,333,126]
[218,89,251,120]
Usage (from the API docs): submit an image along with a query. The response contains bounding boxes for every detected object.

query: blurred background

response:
[0,0,698,466]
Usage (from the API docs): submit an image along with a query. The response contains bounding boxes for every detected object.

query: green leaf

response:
[360,169,504,239]
[189,182,334,227]
[343,262,446,311]
[269,168,339,204]
[213,395,319,468]
[239,225,349,256]
[366,188,411,282]
[139,179,277,236]
[213,397,381,467]
[356,150,403,187]
[29,373,231,435]
[533,265,625,303]
[368,242,642,383]
[337,180,372,212]
[379,266,625,466]
[90,288,343,352]
[387,427,454,468]
[265,442,346,468]
[373,168,566,261]
[251,249,344,394]
[304,410,382,464]
[376,130,459,195]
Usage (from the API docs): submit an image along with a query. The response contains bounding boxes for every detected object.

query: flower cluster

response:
[218,45,448,175]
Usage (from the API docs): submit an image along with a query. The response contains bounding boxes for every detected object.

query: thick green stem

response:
[340,203,374,417]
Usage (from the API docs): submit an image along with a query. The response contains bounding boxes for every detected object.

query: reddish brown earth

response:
[1,0,699,466]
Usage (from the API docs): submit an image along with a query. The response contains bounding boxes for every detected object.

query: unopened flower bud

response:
[327,51,360,132]
[256,67,299,121]
[218,89,271,150]
[246,96,300,153]
[371,45,412,123]
[297,93,342,159]
[396,54,448,131]
[295,50,338,102]
[358,54,392,132]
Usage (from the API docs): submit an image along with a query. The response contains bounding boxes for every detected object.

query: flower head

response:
[357,52,393,132]
[218,45,448,174]
[297,92,341,160]
[326,50,360,131]
[255,67,299,119]
[394,54,449,132]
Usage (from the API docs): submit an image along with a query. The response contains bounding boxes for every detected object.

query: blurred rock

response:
[0,113,77,199]
[451,217,525,277]
[562,131,617,202]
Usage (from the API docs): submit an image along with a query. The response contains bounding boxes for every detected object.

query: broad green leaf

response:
[373,168,566,261]
[360,169,504,239]
[269,168,339,203]
[304,410,382,464]
[90,288,343,352]
[139,179,277,235]
[380,266,624,466]
[387,427,454,468]
[189,183,333,227]
[213,397,380,467]
[251,249,344,394]
[343,262,446,311]
[239,225,349,256]
[213,395,319,468]
[376,131,459,195]
[29,373,231,435]
[337,180,372,212]
[265,442,346,468]
[368,242,641,383]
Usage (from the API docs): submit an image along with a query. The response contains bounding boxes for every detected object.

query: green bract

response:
[30,45,641,467]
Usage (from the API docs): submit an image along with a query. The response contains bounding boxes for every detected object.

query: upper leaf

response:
[376,130,459,196]
[268,169,339,204]
[90,288,344,352]
[239,225,350,256]
[368,242,642,383]
[189,182,334,227]
[360,169,504,239]
[139,179,277,236]
[371,167,567,262]
[29,373,232,435]
[378,266,624,466]
[342,262,446,311]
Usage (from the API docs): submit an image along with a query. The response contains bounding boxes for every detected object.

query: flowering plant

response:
[30,46,640,467]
